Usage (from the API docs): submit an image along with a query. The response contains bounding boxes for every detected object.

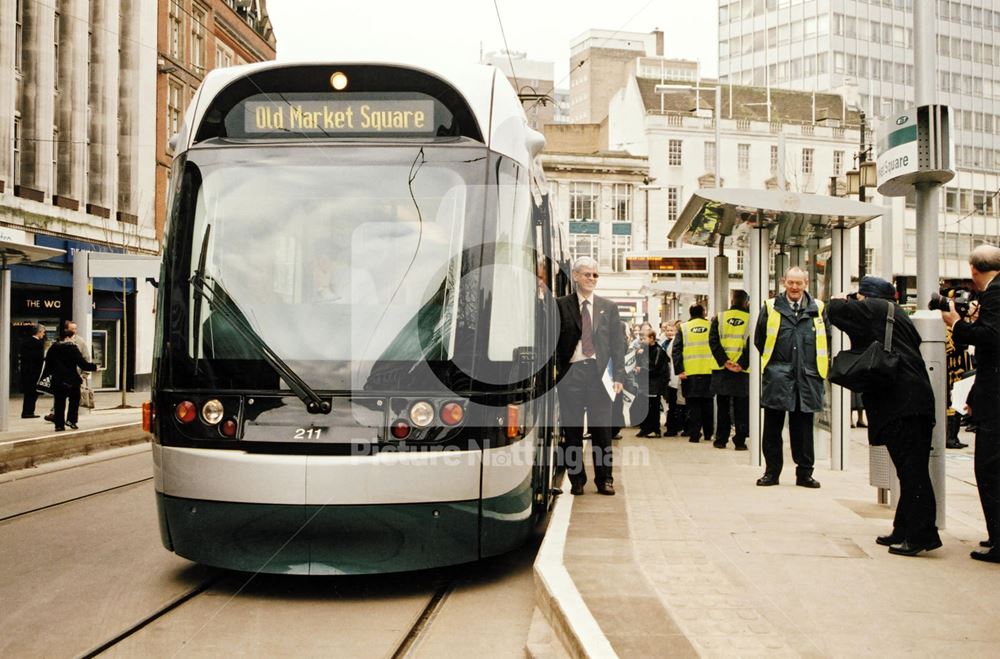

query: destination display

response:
[244,99,437,135]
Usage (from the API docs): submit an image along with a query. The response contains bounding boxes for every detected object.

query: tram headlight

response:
[201,399,225,425]
[390,420,411,439]
[440,402,464,426]
[175,401,197,424]
[330,71,349,90]
[220,419,238,438]
[409,401,435,428]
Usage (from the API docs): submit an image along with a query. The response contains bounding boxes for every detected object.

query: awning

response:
[670,188,885,247]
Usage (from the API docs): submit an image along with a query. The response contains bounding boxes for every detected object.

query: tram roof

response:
[174,60,542,165]
[669,188,885,247]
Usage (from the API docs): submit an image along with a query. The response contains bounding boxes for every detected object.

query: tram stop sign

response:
[876,105,955,197]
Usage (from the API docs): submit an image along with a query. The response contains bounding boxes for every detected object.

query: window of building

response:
[704,141,716,172]
[770,144,778,173]
[192,6,207,73]
[611,235,632,273]
[668,139,682,166]
[51,126,58,193]
[169,1,184,60]
[611,183,631,221]
[738,143,750,171]
[54,11,60,89]
[865,247,875,273]
[167,79,184,144]
[801,148,814,174]
[569,182,599,220]
[569,234,599,263]
[667,186,681,222]
[833,150,843,176]
[216,41,234,69]
[14,0,23,73]
[12,116,21,186]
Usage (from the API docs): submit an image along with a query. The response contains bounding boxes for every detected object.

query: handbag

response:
[829,300,900,393]
[36,373,53,396]
[80,383,95,409]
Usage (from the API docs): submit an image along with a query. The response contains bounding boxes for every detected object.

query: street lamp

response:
[844,111,876,279]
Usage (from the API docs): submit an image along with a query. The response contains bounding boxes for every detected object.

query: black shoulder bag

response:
[828,301,900,393]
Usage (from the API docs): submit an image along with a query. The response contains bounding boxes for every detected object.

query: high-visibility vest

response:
[719,309,751,370]
[681,317,717,376]
[760,298,829,379]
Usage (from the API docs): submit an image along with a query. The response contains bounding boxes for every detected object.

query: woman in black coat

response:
[828,276,941,557]
[41,327,98,431]
[636,329,667,437]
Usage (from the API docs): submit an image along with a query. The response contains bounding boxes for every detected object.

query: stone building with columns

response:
[0,0,159,393]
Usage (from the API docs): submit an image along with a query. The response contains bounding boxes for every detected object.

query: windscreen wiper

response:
[189,272,331,414]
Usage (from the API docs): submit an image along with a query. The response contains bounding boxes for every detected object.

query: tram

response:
[149,61,570,575]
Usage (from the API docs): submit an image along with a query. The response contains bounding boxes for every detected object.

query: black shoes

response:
[635,432,648,437]
[21,414,40,419]
[67,422,78,430]
[981,539,994,548]
[597,483,616,496]
[970,549,1000,563]
[647,432,661,438]
[712,441,727,449]
[946,440,969,449]
[734,444,748,451]
[876,533,905,547]
[570,483,585,496]
[796,477,822,489]
[756,474,779,486]
[889,538,942,556]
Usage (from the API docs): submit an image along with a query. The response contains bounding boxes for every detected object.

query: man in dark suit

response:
[555,256,625,496]
[943,245,1000,563]
[19,324,46,418]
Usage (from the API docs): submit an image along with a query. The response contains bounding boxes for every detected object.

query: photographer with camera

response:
[829,277,940,556]
[941,245,1000,563]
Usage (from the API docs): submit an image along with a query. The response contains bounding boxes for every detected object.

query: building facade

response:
[1,0,160,393]
[540,123,651,323]
[482,50,557,129]
[718,0,1000,282]
[155,0,276,238]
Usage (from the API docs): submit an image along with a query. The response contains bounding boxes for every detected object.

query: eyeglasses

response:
[579,272,600,279]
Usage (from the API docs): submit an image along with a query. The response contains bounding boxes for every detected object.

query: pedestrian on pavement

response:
[660,321,685,436]
[753,266,830,488]
[555,256,625,496]
[945,323,973,449]
[672,304,716,444]
[636,329,667,437]
[18,324,46,419]
[829,276,941,557]
[709,290,750,450]
[941,245,1000,563]
[40,325,98,431]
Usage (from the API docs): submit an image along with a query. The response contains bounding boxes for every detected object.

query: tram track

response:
[0,477,153,523]
[389,581,454,659]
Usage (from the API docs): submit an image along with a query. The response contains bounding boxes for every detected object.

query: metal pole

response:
[829,225,851,471]
[747,214,770,468]
[714,238,729,319]
[715,85,721,188]
[0,262,9,432]
[858,112,867,280]
[913,0,947,529]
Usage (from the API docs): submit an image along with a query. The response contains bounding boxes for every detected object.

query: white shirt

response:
[570,293,595,363]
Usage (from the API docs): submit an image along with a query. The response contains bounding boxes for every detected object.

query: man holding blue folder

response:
[555,256,626,496]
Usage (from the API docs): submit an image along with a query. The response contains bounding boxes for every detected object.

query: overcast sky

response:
[267,1,718,87]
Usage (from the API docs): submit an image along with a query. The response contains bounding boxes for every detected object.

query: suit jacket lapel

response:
[571,293,583,331]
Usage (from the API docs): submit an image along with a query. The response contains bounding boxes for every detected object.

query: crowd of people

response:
[554,244,1000,564]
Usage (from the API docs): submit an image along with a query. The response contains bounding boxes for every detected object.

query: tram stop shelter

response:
[668,188,884,476]
[0,234,66,433]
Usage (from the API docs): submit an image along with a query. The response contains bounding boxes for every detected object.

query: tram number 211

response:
[293,428,324,440]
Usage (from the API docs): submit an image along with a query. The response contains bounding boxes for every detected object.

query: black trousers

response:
[685,396,714,442]
[762,407,815,479]
[558,360,613,486]
[974,423,1000,544]
[639,394,661,434]
[20,374,39,417]
[663,388,684,435]
[882,416,939,545]
[715,395,749,447]
[52,383,81,430]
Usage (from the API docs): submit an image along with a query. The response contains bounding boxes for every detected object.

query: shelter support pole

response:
[788,245,805,269]
[0,261,9,432]
[915,0,947,528]
[747,214,770,468]
[714,239,729,318]
[773,248,789,294]
[72,250,93,351]
[829,225,851,471]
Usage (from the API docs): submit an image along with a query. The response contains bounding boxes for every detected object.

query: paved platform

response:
[539,425,1000,658]
[0,392,149,474]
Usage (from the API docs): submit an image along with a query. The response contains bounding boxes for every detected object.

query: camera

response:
[928,288,975,316]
